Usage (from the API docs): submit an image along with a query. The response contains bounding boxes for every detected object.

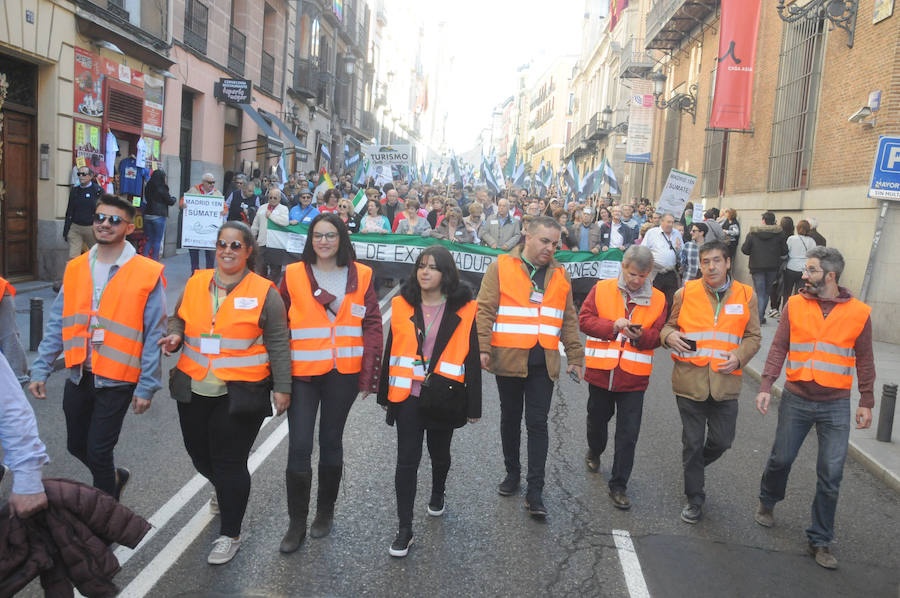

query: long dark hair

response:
[218,220,259,272]
[401,245,460,306]
[302,212,356,266]
[780,216,794,237]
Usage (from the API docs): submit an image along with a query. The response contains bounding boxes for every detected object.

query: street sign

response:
[868,136,900,200]
[214,78,251,104]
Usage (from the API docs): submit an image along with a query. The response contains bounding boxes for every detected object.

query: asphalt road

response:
[5,290,900,598]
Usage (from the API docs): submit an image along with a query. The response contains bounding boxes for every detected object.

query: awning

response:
[258,109,310,154]
[238,104,282,147]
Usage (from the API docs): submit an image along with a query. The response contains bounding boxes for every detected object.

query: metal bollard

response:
[29,297,43,352]
[876,383,897,443]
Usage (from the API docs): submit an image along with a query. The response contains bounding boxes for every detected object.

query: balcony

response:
[260,51,275,94]
[321,0,342,26]
[587,112,605,141]
[361,110,376,136]
[292,57,318,99]
[619,38,655,79]
[317,71,334,113]
[341,5,357,44]
[228,27,246,76]
[530,109,553,130]
[645,0,718,52]
[563,125,588,160]
[529,82,555,110]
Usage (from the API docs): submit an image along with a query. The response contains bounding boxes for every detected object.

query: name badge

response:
[91,327,105,344]
[530,291,544,303]
[724,304,744,315]
[351,303,366,318]
[200,334,222,355]
[455,230,463,236]
[234,297,259,310]
[412,363,426,379]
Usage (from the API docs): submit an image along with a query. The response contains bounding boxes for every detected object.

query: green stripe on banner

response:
[266,222,623,280]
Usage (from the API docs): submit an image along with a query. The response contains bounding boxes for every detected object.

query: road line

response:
[612,529,651,598]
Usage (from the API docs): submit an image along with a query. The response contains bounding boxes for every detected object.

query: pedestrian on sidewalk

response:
[29,194,167,502]
[740,211,787,325]
[378,246,482,558]
[64,166,103,259]
[0,276,29,383]
[141,169,175,261]
[277,213,382,553]
[158,221,292,565]
[579,245,666,510]
[662,240,761,524]
[754,246,875,570]
[476,216,585,518]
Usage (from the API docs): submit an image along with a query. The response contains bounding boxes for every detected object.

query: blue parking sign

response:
[869,136,900,200]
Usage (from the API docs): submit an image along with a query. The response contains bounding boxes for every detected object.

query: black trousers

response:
[676,395,738,506]
[177,394,266,537]
[62,376,134,497]
[586,385,645,491]
[260,247,286,286]
[286,371,358,473]
[496,367,554,494]
[394,396,453,529]
[653,270,680,320]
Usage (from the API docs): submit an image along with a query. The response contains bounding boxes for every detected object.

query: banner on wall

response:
[625,79,654,163]
[609,0,629,31]
[143,75,164,137]
[709,0,762,131]
[74,47,105,117]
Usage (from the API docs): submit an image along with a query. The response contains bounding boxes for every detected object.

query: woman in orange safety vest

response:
[277,212,383,554]
[377,245,482,558]
[158,221,292,565]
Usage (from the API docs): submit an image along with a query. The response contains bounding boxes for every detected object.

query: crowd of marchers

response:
[0,172,876,592]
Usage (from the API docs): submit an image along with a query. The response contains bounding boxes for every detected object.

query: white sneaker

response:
[207,535,240,565]
[209,492,219,515]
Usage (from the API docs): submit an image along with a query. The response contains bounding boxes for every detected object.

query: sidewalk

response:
[744,318,900,494]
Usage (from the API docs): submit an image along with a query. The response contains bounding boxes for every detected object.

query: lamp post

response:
[649,70,698,124]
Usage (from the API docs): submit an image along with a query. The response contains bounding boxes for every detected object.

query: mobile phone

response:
[568,370,581,384]
[627,323,642,332]
[684,338,697,351]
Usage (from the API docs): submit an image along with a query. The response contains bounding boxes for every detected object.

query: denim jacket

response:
[30,243,168,400]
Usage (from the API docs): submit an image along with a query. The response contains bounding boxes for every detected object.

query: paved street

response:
[5,274,899,598]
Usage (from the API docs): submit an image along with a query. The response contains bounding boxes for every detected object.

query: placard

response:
[656,169,698,217]
[181,193,225,249]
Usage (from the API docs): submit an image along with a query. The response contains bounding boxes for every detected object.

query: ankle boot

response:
[310,464,342,538]
[280,470,312,553]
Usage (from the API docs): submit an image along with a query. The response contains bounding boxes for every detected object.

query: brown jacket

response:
[661,279,761,401]
[476,247,584,380]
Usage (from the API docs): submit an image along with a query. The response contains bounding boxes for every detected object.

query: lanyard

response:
[714,291,724,325]
[416,301,446,365]
[89,252,111,308]
[211,271,229,329]
[521,256,541,291]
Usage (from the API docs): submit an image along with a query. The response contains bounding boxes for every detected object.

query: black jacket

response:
[64,181,104,230]
[598,221,635,249]
[144,173,175,217]
[378,284,482,429]
[741,224,788,272]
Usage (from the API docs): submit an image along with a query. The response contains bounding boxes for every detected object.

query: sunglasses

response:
[93,213,128,225]
[216,239,244,250]
[78,171,91,176]
[203,180,215,185]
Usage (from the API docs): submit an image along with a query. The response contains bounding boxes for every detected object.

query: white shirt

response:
[610,222,624,248]
[642,226,683,270]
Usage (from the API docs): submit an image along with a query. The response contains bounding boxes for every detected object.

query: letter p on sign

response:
[887,145,900,171]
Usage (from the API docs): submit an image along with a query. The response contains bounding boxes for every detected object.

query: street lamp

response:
[601,106,613,130]
[776,0,857,48]
[649,70,698,124]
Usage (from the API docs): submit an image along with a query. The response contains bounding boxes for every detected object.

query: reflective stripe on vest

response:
[784,293,870,390]
[582,278,665,376]
[387,296,477,403]
[671,279,752,376]
[176,270,273,382]
[285,261,371,376]
[61,252,164,383]
[490,254,570,350]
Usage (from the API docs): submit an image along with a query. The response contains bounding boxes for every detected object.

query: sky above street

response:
[386,0,586,152]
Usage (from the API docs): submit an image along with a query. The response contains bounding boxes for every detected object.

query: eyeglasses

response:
[802,267,823,275]
[312,232,339,241]
[93,213,128,225]
[203,179,215,185]
[216,239,244,250]
[77,171,91,176]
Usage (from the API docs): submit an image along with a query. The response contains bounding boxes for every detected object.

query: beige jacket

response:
[250,203,290,247]
[661,279,761,401]
[475,246,584,380]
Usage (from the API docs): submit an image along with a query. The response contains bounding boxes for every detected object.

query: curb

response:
[744,364,900,495]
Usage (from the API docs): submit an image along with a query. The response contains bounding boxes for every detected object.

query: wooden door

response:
[0,109,36,278]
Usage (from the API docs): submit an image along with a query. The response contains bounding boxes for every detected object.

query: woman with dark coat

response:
[377,246,482,558]
[142,169,175,260]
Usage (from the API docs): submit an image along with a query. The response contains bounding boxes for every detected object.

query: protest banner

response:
[181,192,224,249]
[656,169,698,217]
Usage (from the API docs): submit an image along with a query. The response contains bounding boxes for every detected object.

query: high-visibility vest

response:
[387,296,477,403]
[785,293,870,390]
[61,253,164,383]
[672,279,752,376]
[490,254,570,350]
[284,261,371,376]
[0,277,15,298]
[176,270,273,382]
[584,278,665,376]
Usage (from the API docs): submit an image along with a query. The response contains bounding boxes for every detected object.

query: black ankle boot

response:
[310,464,342,538]
[280,470,312,553]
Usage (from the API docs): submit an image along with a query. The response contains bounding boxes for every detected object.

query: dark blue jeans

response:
[189,248,215,274]
[759,390,850,546]
[496,367,554,495]
[751,270,778,321]
[587,386,645,492]
[286,371,359,472]
[142,215,166,260]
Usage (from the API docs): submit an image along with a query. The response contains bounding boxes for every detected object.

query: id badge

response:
[412,363,426,379]
[529,290,544,303]
[200,334,222,355]
[91,327,105,345]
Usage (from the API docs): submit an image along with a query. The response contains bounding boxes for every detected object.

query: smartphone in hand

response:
[568,370,581,384]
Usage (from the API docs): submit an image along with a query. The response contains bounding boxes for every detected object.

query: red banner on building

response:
[609,0,629,31]
[709,0,761,131]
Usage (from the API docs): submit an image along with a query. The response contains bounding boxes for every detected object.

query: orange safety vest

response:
[176,270,274,382]
[584,278,666,376]
[785,293,870,390]
[61,253,164,383]
[491,254,570,350]
[0,277,15,298]
[387,296,477,403]
[284,261,371,376]
[672,279,752,376]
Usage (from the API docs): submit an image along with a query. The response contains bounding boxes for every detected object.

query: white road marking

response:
[612,529,651,598]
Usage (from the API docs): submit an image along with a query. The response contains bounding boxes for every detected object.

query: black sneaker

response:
[525,494,547,518]
[681,503,702,524]
[585,450,600,473]
[497,473,520,496]
[389,527,414,557]
[427,493,445,517]
[114,467,131,501]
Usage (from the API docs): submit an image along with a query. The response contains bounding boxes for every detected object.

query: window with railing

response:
[260,51,275,93]
[184,0,208,54]
[659,109,681,189]
[767,17,825,192]
[228,27,246,75]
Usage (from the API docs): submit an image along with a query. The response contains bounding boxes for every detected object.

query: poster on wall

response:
[143,75,164,137]
[73,120,107,174]
[74,47,104,117]
[874,0,894,23]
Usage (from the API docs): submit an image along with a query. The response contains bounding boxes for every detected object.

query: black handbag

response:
[226,378,273,417]
[418,372,467,425]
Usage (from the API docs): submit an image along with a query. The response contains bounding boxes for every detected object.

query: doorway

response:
[0,107,37,279]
